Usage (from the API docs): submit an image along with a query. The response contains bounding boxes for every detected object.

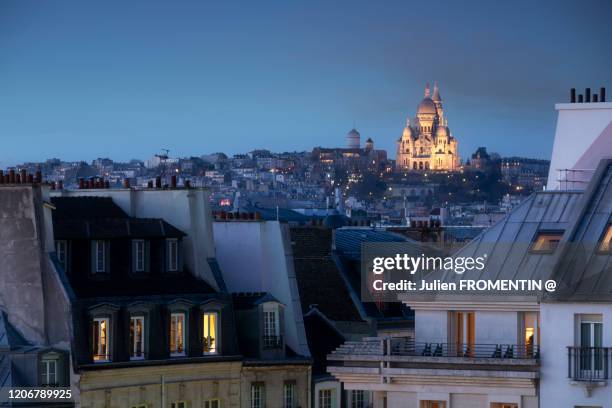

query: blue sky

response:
[1,0,610,166]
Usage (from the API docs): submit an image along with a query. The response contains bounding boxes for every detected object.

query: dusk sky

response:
[1,0,611,167]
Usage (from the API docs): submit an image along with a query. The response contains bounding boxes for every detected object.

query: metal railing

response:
[568,347,612,381]
[389,338,539,359]
[263,335,283,349]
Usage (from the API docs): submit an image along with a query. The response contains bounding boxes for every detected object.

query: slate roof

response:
[232,292,282,310]
[290,227,364,322]
[334,228,410,261]
[417,158,612,303]
[52,196,185,239]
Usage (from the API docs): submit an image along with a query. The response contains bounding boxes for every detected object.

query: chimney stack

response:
[171,175,177,189]
[58,180,63,190]
[155,176,162,189]
[123,178,130,189]
[35,170,42,183]
[8,169,15,184]
[601,87,606,102]
[147,180,153,188]
[570,88,576,103]
[578,94,584,103]
[585,88,591,103]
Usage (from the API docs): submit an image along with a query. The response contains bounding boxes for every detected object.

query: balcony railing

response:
[263,335,283,349]
[568,347,612,381]
[390,338,539,359]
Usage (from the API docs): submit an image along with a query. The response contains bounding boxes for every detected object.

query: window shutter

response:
[177,240,183,272]
[145,241,151,273]
[90,241,96,273]
[131,240,137,273]
[105,241,111,273]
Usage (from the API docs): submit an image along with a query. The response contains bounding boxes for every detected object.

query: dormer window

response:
[93,317,110,362]
[263,303,281,349]
[132,239,148,273]
[167,239,179,272]
[130,315,145,360]
[40,353,60,386]
[597,224,612,253]
[530,230,563,253]
[170,312,186,356]
[203,312,218,354]
[92,240,109,273]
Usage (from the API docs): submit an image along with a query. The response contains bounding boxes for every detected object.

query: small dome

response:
[436,126,449,138]
[417,97,437,115]
[366,137,373,143]
[347,128,360,137]
[402,125,414,139]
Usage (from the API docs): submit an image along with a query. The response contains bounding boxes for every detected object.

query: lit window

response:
[597,224,612,253]
[521,312,539,357]
[203,312,217,354]
[133,240,145,272]
[171,402,188,408]
[40,353,59,386]
[420,402,446,408]
[205,399,221,408]
[319,389,334,408]
[251,383,265,408]
[170,313,186,356]
[350,390,364,408]
[93,317,110,361]
[55,240,67,268]
[263,304,281,349]
[530,231,563,253]
[283,382,295,408]
[167,239,179,271]
[130,316,145,360]
[94,240,108,273]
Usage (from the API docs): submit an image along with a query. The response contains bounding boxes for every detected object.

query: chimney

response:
[104,180,110,189]
[58,180,64,190]
[184,179,191,189]
[147,180,154,188]
[123,178,130,188]
[0,170,4,184]
[585,88,591,103]
[35,170,42,184]
[8,169,15,184]
[155,176,162,189]
[27,174,33,184]
[578,94,584,103]
[88,178,94,189]
[601,87,606,102]
[593,94,599,102]
[171,175,177,189]
[79,178,85,189]
[20,169,26,184]
[50,182,56,190]
[570,88,576,103]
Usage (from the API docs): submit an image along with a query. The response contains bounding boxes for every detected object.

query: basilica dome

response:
[417,97,437,115]
[436,126,449,138]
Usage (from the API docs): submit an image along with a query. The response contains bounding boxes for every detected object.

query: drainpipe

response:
[161,374,166,408]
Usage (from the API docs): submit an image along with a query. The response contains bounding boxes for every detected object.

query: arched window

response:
[425,162,430,170]
[419,162,424,170]
[413,162,417,170]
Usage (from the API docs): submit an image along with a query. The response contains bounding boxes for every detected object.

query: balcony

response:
[327,337,540,392]
[263,335,283,349]
[568,347,612,381]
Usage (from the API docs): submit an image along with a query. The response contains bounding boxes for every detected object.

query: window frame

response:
[92,240,109,274]
[250,382,265,408]
[170,401,188,408]
[318,389,334,408]
[170,312,187,357]
[205,399,221,408]
[529,230,564,253]
[202,311,219,355]
[133,239,146,273]
[167,238,179,272]
[596,223,612,254]
[130,315,146,360]
[283,381,296,408]
[92,316,111,362]
[40,353,59,386]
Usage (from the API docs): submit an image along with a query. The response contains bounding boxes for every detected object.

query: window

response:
[170,312,186,356]
[94,240,108,273]
[205,400,220,408]
[130,316,145,360]
[40,354,59,386]
[133,239,145,272]
[491,404,518,408]
[167,238,179,271]
[171,402,188,408]
[350,390,364,408]
[520,312,539,357]
[92,317,110,361]
[597,224,612,253]
[203,312,217,354]
[530,231,563,253]
[318,389,334,408]
[263,304,281,349]
[55,240,67,268]
[251,383,265,408]
[450,311,475,357]
[283,382,295,408]
[578,314,603,372]
[420,402,446,408]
